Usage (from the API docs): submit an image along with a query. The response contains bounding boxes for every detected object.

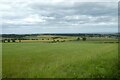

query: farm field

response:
[0,43,2,79]
[2,41,118,78]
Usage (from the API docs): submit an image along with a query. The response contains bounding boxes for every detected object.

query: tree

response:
[52,39,56,43]
[7,39,10,42]
[19,39,21,42]
[2,40,5,43]
[77,37,80,41]
[57,40,59,42]
[12,39,15,42]
[82,37,86,41]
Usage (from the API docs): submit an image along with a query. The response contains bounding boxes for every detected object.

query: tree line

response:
[2,39,21,43]
[2,33,119,38]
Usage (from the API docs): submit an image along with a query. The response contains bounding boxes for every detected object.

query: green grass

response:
[0,43,2,79]
[2,42,118,78]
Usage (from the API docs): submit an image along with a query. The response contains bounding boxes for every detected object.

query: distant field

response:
[2,34,118,43]
[2,42,118,78]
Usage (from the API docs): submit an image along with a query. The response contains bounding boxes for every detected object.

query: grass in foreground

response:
[0,43,2,78]
[2,42,118,78]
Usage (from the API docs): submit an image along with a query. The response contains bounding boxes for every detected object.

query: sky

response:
[0,0,118,34]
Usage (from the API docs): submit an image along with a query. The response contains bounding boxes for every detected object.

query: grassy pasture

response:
[2,41,118,78]
[0,43,2,78]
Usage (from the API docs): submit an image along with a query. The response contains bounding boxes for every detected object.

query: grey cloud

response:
[27,2,117,26]
[30,2,117,16]
[1,1,118,33]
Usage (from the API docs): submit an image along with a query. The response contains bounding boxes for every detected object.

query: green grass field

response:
[2,42,118,78]
[0,43,2,79]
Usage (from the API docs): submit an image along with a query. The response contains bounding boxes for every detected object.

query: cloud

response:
[0,0,118,34]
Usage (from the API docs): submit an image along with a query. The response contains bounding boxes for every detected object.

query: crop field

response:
[0,43,2,78]
[2,41,118,78]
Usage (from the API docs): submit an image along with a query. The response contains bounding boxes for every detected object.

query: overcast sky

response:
[0,0,118,34]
